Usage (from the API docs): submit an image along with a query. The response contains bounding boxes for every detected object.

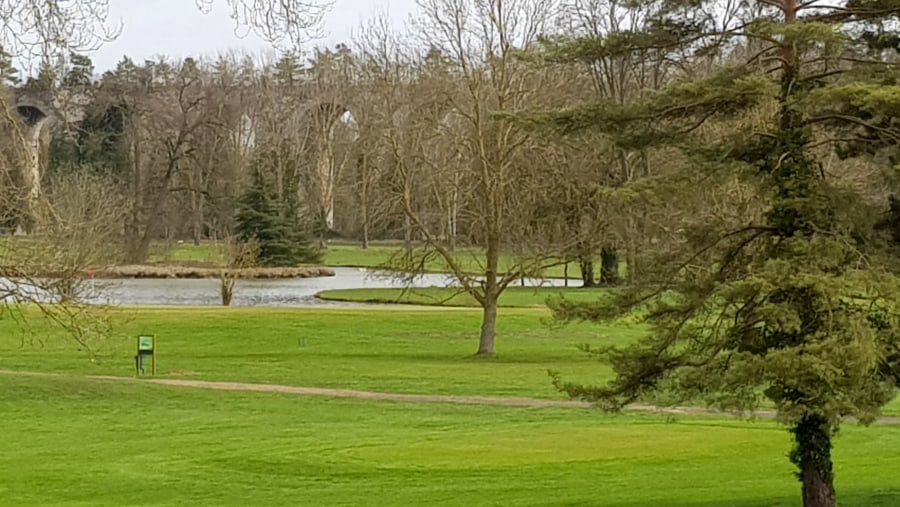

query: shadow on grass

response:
[532,489,900,507]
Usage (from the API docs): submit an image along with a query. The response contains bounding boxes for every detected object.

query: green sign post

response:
[135,335,157,376]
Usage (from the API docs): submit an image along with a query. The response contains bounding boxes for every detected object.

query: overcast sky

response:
[89,0,415,71]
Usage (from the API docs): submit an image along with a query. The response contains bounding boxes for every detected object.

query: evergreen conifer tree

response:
[0,46,20,86]
[235,167,322,267]
[528,2,900,506]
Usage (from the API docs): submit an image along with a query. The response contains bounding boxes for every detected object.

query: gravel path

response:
[4,369,900,424]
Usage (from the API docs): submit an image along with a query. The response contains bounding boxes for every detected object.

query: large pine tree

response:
[532,2,900,506]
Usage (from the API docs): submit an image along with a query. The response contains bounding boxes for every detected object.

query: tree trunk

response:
[600,247,619,285]
[404,215,412,252]
[449,211,457,251]
[127,119,145,264]
[221,277,235,306]
[626,250,637,284]
[360,164,369,250]
[579,257,596,288]
[125,236,151,265]
[790,415,836,507]
[478,233,500,356]
[478,296,498,356]
[192,192,203,246]
[362,219,369,250]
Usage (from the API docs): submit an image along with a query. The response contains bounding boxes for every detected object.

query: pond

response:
[74,267,571,307]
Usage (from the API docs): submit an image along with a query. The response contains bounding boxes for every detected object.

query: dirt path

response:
[3,369,900,424]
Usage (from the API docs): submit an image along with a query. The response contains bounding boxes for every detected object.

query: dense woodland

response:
[2,1,900,506]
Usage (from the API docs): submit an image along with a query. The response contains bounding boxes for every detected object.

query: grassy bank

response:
[1,373,899,506]
[6,237,590,279]
[316,286,608,308]
[150,241,581,279]
[100,265,334,279]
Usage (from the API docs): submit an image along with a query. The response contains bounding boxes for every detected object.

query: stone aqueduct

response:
[10,87,355,232]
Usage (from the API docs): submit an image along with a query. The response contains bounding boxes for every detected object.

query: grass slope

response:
[2,374,899,506]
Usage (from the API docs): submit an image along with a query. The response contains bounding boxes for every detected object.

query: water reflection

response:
[73,267,570,307]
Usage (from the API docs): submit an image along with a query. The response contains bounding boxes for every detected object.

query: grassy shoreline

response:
[95,264,334,279]
[316,286,608,308]
[148,241,583,279]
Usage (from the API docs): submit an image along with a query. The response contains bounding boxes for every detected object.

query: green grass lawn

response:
[326,242,579,278]
[3,306,899,417]
[1,373,899,506]
[147,241,226,265]
[324,242,399,267]
[148,240,583,278]
[316,286,610,308]
[0,307,631,399]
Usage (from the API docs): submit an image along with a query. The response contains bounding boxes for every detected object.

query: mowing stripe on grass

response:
[3,369,899,424]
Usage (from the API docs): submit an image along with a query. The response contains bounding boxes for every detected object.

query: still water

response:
[74,267,569,307]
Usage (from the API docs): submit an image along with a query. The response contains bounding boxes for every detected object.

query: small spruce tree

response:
[235,168,322,267]
[0,46,20,86]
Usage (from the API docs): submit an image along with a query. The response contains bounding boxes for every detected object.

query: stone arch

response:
[295,100,358,235]
[10,92,57,230]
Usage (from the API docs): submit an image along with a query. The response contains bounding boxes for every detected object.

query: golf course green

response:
[1,306,899,506]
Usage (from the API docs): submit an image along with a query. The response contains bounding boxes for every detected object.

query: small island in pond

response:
[93,265,336,279]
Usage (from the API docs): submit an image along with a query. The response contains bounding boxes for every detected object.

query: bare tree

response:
[1,0,330,233]
[0,1,119,66]
[195,0,333,49]
[0,0,331,352]
[379,0,568,356]
[0,168,125,357]
[218,235,258,306]
[115,58,213,263]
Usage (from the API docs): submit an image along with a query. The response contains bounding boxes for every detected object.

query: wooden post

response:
[136,335,157,377]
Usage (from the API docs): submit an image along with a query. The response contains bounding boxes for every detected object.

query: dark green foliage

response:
[599,248,619,285]
[512,68,778,150]
[878,195,900,244]
[538,2,900,505]
[62,53,95,87]
[0,46,19,86]
[235,168,322,267]
[48,101,129,177]
[273,52,303,86]
[24,62,56,91]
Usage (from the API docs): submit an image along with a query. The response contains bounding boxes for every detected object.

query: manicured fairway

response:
[2,306,898,416]
[1,373,899,507]
[0,307,633,399]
